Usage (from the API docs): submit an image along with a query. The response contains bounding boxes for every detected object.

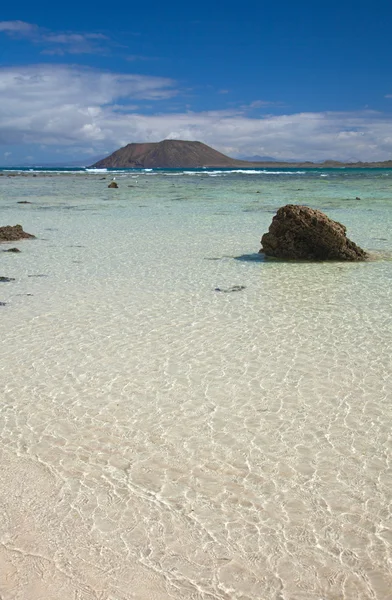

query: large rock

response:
[0,225,35,242]
[260,205,368,261]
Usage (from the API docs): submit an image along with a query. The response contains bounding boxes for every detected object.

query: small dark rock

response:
[0,301,6,306]
[356,196,361,200]
[0,276,15,282]
[215,285,246,293]
[3,247,21,253]
[17,201,32,204]
[108,181,118,188]
[0,225,35,242]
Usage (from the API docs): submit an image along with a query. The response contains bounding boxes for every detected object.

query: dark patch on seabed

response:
[0,301,6,306]
[0,276,15,282]
[28,274,48,278]
[62,206,93,211]
[215,285,246,293]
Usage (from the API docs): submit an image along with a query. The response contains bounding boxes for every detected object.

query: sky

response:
[1,0,392,164]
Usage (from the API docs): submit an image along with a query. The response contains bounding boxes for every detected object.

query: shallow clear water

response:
[1,170,392,599]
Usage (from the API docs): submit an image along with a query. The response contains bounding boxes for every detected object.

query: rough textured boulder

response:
[0,225,35,242]
[108,181,118,188]
[260,205,368,260]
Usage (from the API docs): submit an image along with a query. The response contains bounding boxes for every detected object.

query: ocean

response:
[1,167,391,600]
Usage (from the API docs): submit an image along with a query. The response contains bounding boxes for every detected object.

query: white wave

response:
[85,168,107,173]
[3,168,87,174]
[181,169,307,176]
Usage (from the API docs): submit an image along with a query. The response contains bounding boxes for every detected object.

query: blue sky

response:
[1,0,392,164]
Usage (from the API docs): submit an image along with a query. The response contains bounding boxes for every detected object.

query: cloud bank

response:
[1,64,392,162]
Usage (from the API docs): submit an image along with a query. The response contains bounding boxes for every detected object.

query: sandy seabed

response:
[1,170,392,599]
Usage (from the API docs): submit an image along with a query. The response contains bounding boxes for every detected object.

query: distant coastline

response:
[236,160,392,168]
[1,163,392,173]
[238,160,392,168]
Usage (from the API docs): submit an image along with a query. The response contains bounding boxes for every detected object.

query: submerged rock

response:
[108,181,118,188]
[0,225,35,242]
[260,205,368,261]
[0,276,15,282]
[3,247,21,253]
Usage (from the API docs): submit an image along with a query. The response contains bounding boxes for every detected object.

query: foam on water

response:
[0,170,392,599]
[181,170,307,176]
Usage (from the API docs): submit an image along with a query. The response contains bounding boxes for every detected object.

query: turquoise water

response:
[0,169,391,600]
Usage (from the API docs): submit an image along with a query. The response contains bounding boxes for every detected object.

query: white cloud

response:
[247,100,275,108]
[44,33,107,43]
[0,21,37,34]
[1,64,392,161]
[0,65,176,147]
[0,20,109,54]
